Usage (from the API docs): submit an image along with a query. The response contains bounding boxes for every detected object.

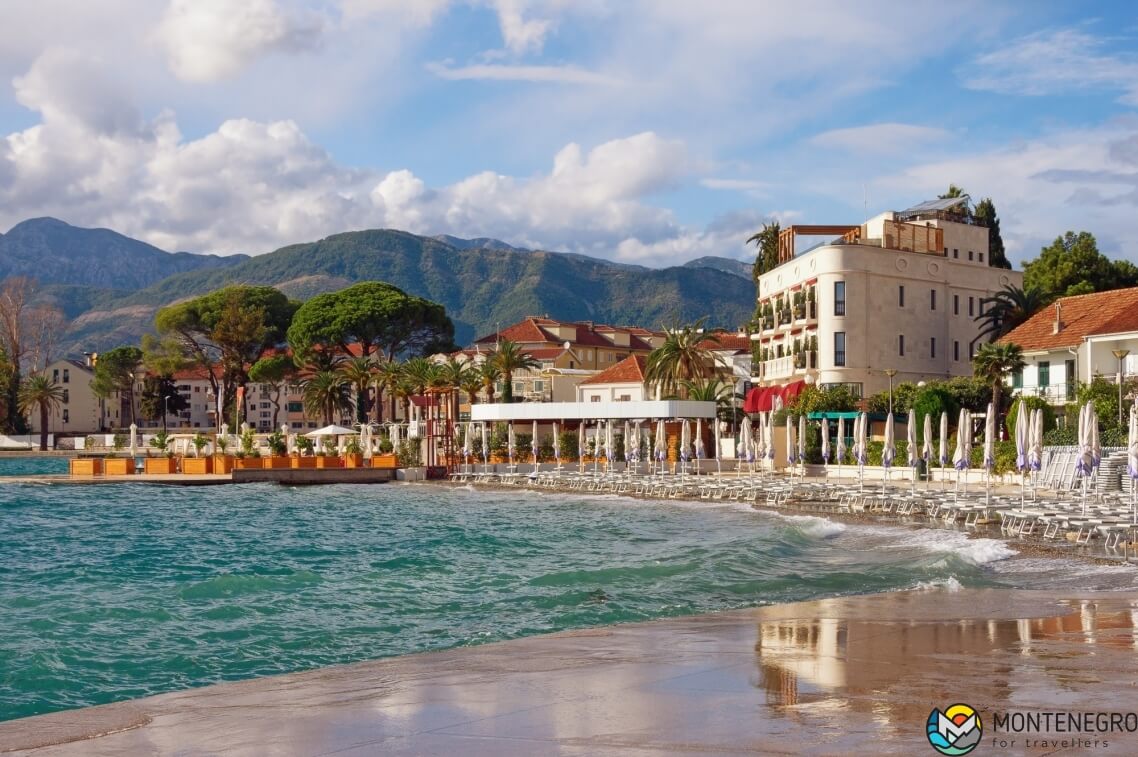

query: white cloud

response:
[809,123,954,153]
[426,61,621,86]
[492,0,553,55]
[961,28,1138,106]
[700,178,767,192]
[156,0,324,82]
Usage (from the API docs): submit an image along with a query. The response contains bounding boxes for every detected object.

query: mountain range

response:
[4,218,757,356]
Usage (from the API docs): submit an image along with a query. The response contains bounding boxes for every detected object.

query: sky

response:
[2,1,1138,268]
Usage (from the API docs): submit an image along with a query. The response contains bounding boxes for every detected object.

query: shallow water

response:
[0,481,1133,721]
[0,456,68,476]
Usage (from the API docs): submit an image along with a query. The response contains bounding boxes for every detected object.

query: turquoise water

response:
[1,481,1134,722]
[0,456,68,476]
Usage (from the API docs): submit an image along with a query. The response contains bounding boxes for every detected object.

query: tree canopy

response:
[1022,231,1138,303]
[747,222,780,281]
[287,281,454,361]
[973,197,1011,269]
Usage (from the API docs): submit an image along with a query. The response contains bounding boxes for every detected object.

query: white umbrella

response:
[766,412,776,463]
[1014,401,1028,472]
[922,413,933,488]
[739,415,752,473]
[835,416,845,481]
[695,418,706,462]
[552,421,561,466]
[797,414,806,466]
[507,423,516,466]
[939,411,949,476]
[1091,403,1101,469]
[785,416,796,470]
[984,402,996,504]
[463,421,474,458]
[531,420,539,463]
[305,424,356,438]
[1029,408,1043,472]
[623,421,632,464]
[680,420,691,465]
[821,418,830,465]
[578,421,587,462]
[713,419,722,474]
[129,422,138,458]
[907,412,917,491]
[953,409,969,499]
[856,412,868,490]
[605,420,615,465]
[882,412,895,468]
[654,419,667,470]
[390,422,401,453]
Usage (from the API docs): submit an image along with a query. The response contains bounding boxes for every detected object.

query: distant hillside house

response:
[577,355,649,403]
[1000,287,1138,405]
[747,196,1022,411]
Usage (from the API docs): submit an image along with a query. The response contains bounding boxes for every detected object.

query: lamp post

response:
[884,369,898,415]
[162,394,170,434]
[1112,349,1130,426]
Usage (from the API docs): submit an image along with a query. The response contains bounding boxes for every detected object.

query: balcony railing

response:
[834,301,846,316]
[1014,383,1076,403]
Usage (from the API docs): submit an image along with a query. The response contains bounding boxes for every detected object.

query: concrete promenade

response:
[4,589,1138,755]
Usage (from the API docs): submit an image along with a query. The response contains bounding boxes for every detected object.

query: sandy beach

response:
[3,588,1137,755]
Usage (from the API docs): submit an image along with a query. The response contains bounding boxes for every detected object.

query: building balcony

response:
[1013,383,1076,404]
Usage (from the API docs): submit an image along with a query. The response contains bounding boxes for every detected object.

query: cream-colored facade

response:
[28,358,130,435]
[753,205,1023,399]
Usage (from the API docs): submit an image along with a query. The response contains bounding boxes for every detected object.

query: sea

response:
[1,460,1135,722]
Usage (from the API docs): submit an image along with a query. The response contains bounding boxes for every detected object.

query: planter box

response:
[213,455,234,474]
[291,456,317,469]
[233,457,261,469]
[181,457,213,474]
[371,453,398,469]
[69,458,103,476]
[103,457,135,475]
[262,456,290,469]
[315,456,341,469]
[144,458,177,475]
[343,453,364,468]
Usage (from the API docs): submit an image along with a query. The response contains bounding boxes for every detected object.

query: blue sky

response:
[2,1,1138,268]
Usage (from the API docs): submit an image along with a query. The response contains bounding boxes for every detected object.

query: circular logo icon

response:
[927,703,982,755]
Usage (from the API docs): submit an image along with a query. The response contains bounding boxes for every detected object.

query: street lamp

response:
[884,369,898,415]
[1112,349,1129,426]
[163,394,171,434]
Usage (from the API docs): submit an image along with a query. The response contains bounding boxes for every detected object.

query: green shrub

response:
[1005,396,1057,437]
[558,431,578,461]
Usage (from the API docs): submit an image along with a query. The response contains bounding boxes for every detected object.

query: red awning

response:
[780,380,806,403]
[744,386,776,413]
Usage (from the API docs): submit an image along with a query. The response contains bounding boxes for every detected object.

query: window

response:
[953,248,959,258]
[533,380,544,392]
[834,332,846,367]
[1065,359,1076,400]
[978,252,984,263]
[968,296,974,317]
[1039,361,1050,387]
[899,334,905,356]
[52,369,59,382]
[62,389,69,403]
[590,396,601,403]
[834,281,846,316]
[569,361,576,369]
[1012,370,1023,388]
[260,402,270,409]
[898,285,905,307]
[953,340,960,362]
[930,337,936,359]
[291,422,303,429]
[260,411,270,419]
[969,343,975,360]
[194,386,200,392]
[619,394,631,402]
[953,294,959,315]
[62,369,69,384]
[930,289,936,311]
[968,250,974,261]
[62,409,69,423]
[287,402,303,413]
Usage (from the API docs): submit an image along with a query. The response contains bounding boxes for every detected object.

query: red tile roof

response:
[473,317,658,351]
[580,355,647,385]
[699,333,751,351]
[1000,287,1138,351]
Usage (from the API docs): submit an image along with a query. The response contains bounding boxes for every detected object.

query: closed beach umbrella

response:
[552,421,561,462]
[1029,408,1043,472]
[797,414,806,464]
[767,412,777,462]
[836,416,846,462]
[481,422,488,463]
[953,409,969,470]
[856,412,868,465]
[129,423,138,458]
[1014,401,1028,472]
[655,419,667,462]
[606,420,615,461]
[785,416,796,468]
[391,422,401,452]
[882,412,895,468]
[739,415,752,463]
[695,418,706,460]
[939,411,949,468]
[984,403,996,472]
[922,413,933,463]
[680,420,691,462]
[531,420,539,461]
[1091,403,1101,469]
[579,422,587,459]
[713,419,721,462]
[821,418,830,464]
[1077,402,1092,477]
[906,413,917,468]
[508,423,516,462]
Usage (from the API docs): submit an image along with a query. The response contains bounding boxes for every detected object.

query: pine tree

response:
[974,197,1011,269]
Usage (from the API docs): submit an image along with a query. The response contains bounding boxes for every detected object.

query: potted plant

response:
[373,436,397,468]
[234,428,260,469]
[214,434,234,474]
[793,290,805,319]
[263,430,290,469]
[182,432,214,474]
[145,430,177,474]
[806,287,817,319]
[292,436,317,468]
[69,456,103,476]
[316,437,341,468]
[343,437,364,468]
[104,432,134,475]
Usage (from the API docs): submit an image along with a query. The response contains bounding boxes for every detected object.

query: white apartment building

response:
[28,357,130,435]
[748,197,1022,406]
[1001,287,1138,405]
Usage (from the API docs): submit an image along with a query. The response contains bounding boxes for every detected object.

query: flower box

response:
[315,456,341,469]
[343,453,364,468]
[371,453,398,469]
[181,457,213,474]
[213,455,234,474]
[233,457,261,469]
[69,458,102,476]
[103,457,134,475]
[291,455,317,469]
[262,456,290,469]
[144,458,177,475]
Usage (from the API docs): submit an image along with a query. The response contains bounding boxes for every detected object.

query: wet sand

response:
[3,589,1138,755]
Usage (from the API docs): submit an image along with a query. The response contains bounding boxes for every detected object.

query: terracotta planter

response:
[343,453,364,468]
[291,455,317,469]
[181,457,213,474]
[371,453,398,469]
[233,457,261,469]
[103,457,135,475]
[262,456,290,469]
[69,458,103,476]
[315,456,341,469]
[213,455,234,474]
[144,457,177,475]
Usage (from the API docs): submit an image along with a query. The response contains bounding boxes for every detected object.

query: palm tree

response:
[374,359,403,423]
[401,357,437,396]
[491,339,540,403]
[976,284,1045,342]
[437,355,469,422]
[338,356,375,424]
[302,370,353,426]
[646,320,719,399]
[18,373,64,451]
[972,341,1026,415]
[478,359,502,404]
[679,376,735,420]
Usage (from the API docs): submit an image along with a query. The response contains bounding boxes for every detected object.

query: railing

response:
[834,301,846,316]
[1014,383,1076,402]
[834,350,846,367]
[762,355,797,381]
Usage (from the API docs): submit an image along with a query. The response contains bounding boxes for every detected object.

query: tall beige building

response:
[748,197,1023,405]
